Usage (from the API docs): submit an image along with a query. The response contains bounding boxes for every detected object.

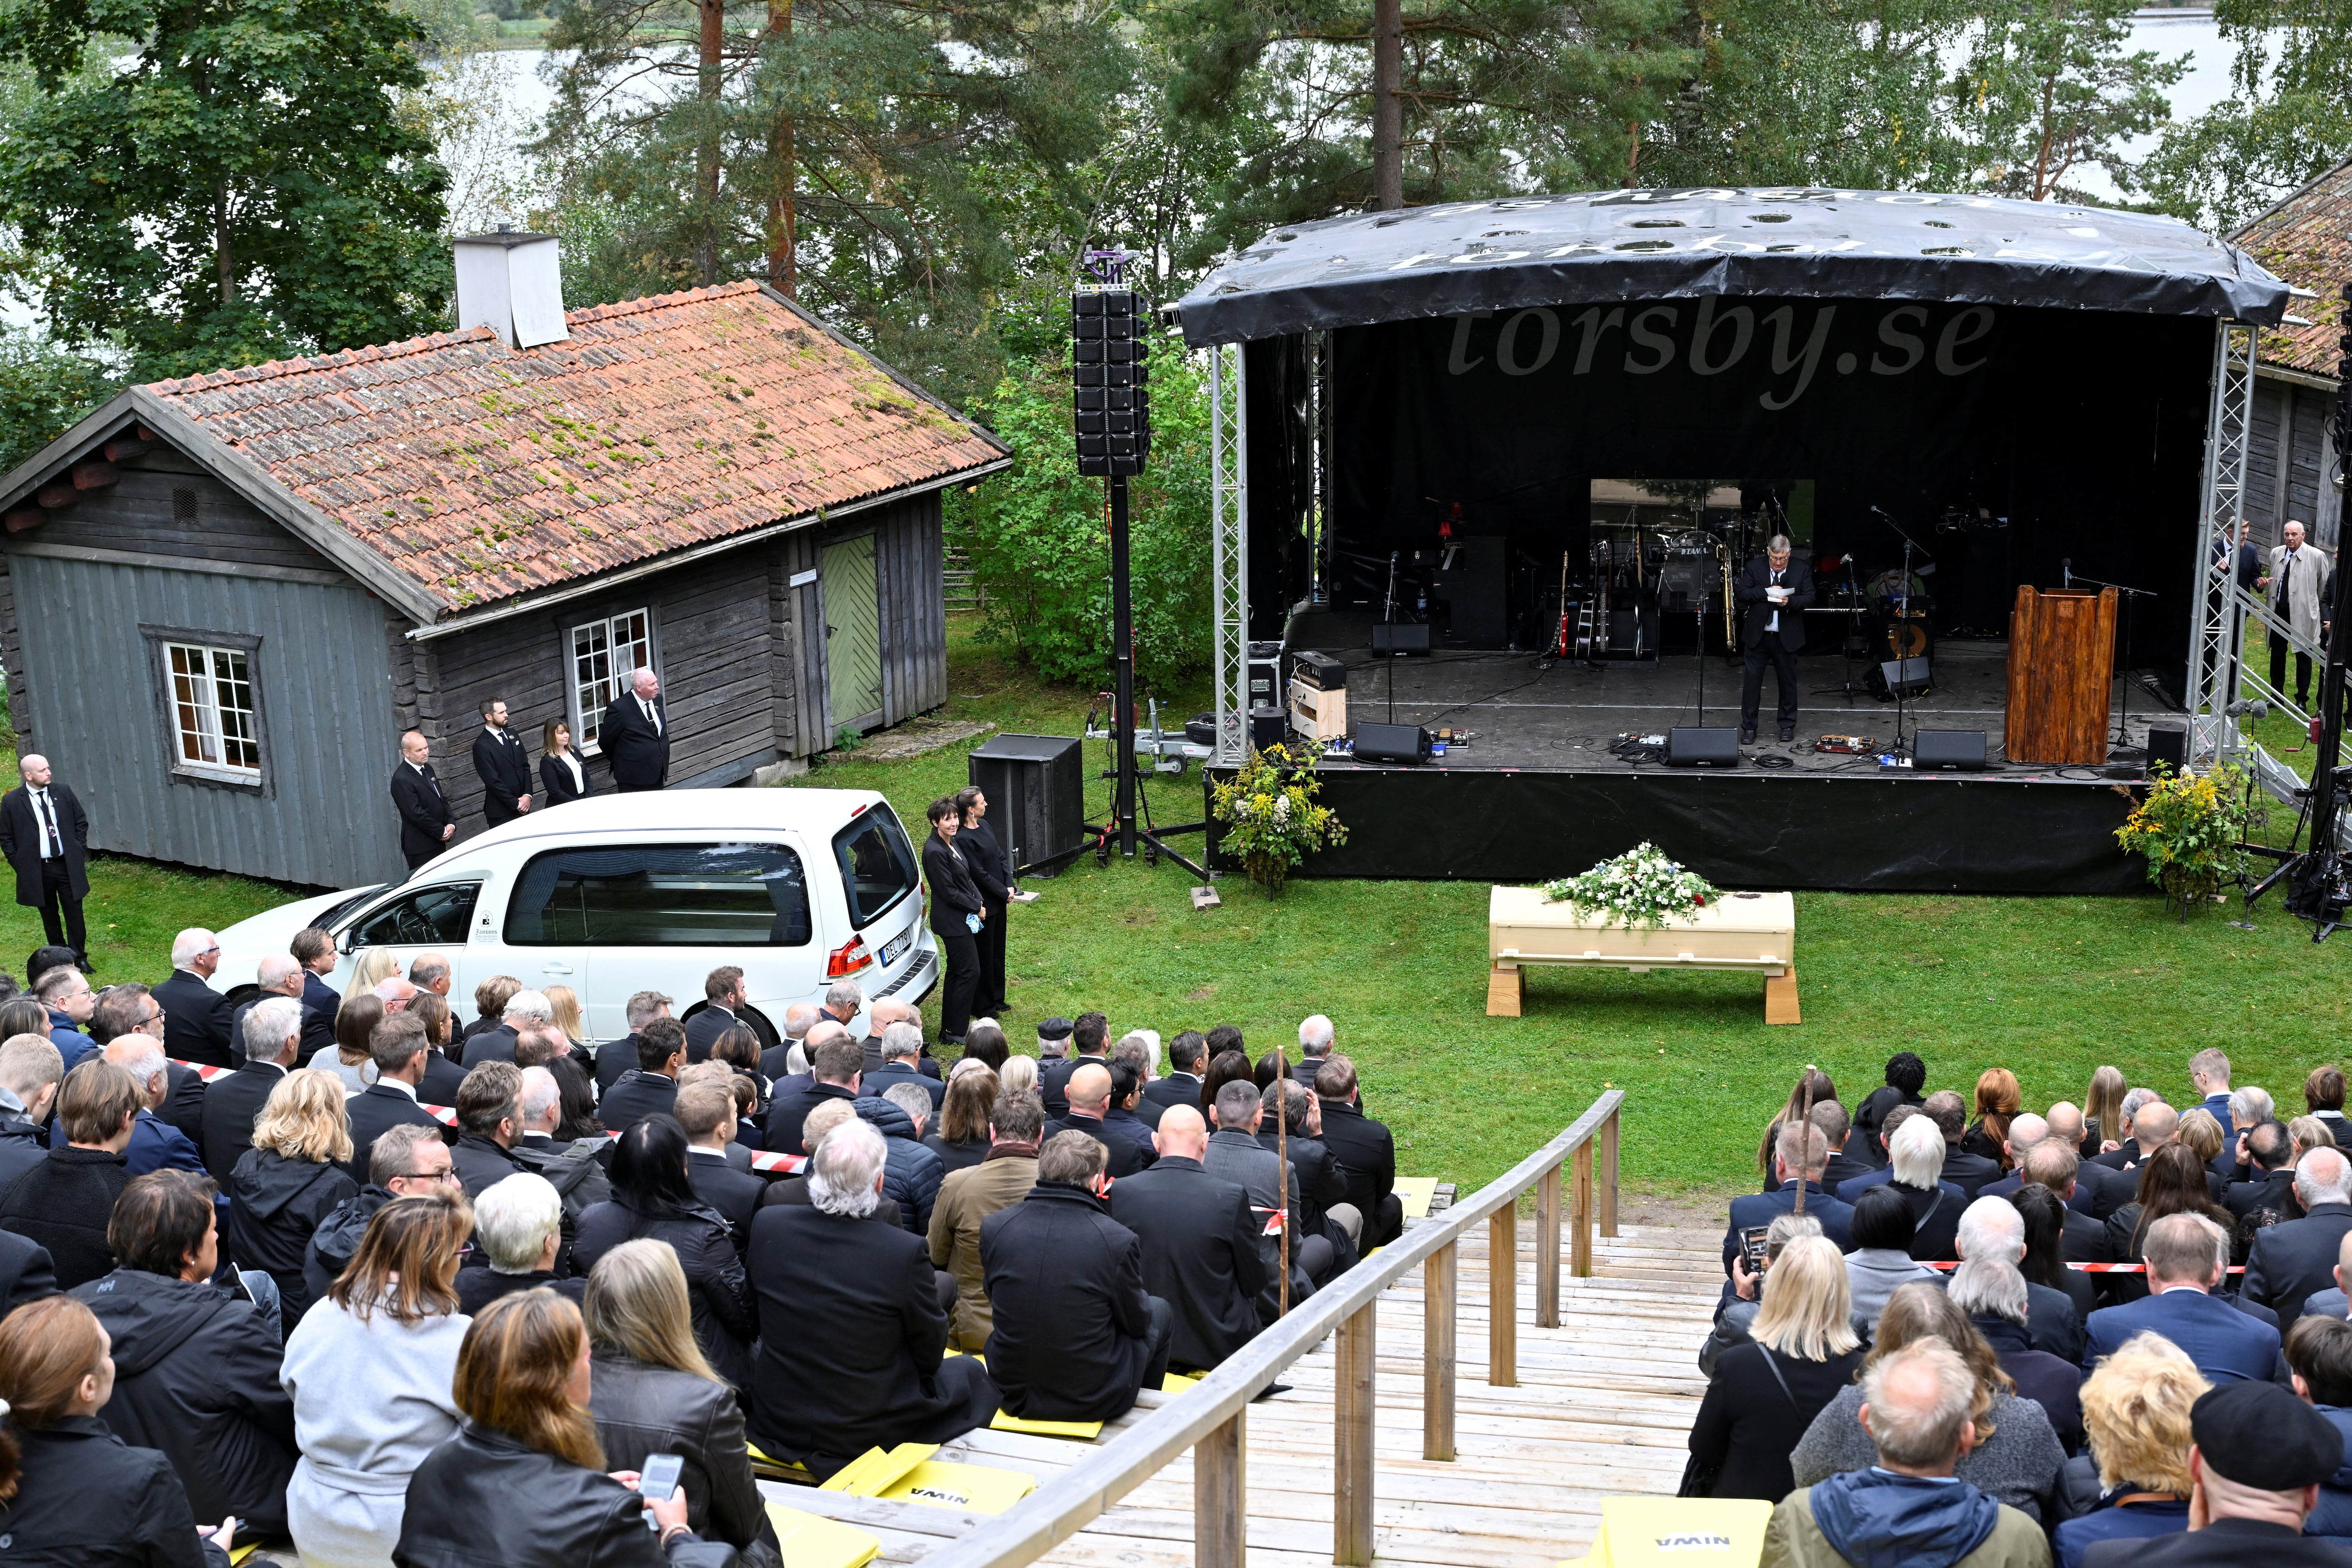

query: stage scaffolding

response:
[1211,341,1248,766]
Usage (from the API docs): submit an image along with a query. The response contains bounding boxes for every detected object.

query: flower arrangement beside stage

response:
[1210,740,1347,893]
[2116,762,2257,918]
[1542,842,1720,930]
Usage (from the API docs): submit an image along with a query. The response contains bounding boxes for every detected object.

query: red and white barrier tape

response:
[1921,1259,2244,1275]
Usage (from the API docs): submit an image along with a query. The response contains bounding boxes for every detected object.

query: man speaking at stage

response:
[1737,533,1814,744]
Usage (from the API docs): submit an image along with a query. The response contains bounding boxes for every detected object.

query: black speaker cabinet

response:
[967,733,1084,877]
[1248,705,1287,749]
[1667,727,1741,768]
[1352,723,1430,764]
[2146,724,2188,773]
[1433,536,1509,647]
[1370,623,1431,657]
[1914,730,1988,772]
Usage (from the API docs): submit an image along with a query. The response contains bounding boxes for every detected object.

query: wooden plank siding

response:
[19,449,342,574]
[872,490,950,724]
[2247,375,2341,549]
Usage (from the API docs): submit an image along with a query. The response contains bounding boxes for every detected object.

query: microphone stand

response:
[1384,550,1400,725]
[1872,508,1934,758]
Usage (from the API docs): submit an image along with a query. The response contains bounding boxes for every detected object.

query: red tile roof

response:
[2231,160,2352,379]
[146,281,1006,613]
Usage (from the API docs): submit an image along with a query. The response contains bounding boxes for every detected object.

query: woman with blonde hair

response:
[318,992,385,1090]
[2051,1332,2204,1565]
[997,1055,1039,1098]
[1685,1235,1863,1501]
[584,1241,781,1566]
[2083,1065,2128,1155]
[1790,1281,2066,1517]
[2293,1114,2338,1165]
[397,1290,715,1567]
[545,986,590,1052]
[349,947,402,997]
[226,1069,359,1334]
[1963,1067,2022,1170]
[282,1191,473,1568]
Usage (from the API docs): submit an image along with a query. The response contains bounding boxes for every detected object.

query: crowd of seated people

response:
[1700,1048,2352,1567]
[0,939,1405,1562]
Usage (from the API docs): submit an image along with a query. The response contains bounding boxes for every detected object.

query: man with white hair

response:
[231,952,333,1067]
[1736,532,1813,745]
[2246,1144,2352,1323]
[1764,1338,2047,1567]
[508,1064,611,1216]
[747,1116,1000,1468]
[462,986,551,1069]
[1292,1015,1337,1092]
[2220,1085,2275,1181]
[598,666,670,791]
[2087,1212,2283,1384]
[102,1035,205,1179]
[763,1000,820,1084]
[1952,1196,2082,1363]
[861,1021,945,1114]
[201,995,303,1184]
[1948,1256,2086,1457]
[0,753,90,968]
[860,996,935,1079]
[458,1172,581,1315]
[153,927,236,1068]
[1884,1112,1965,1262]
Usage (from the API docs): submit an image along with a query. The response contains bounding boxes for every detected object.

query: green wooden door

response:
[823,533,884,732]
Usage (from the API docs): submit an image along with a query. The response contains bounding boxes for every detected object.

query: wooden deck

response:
[759,1223,1721,1568]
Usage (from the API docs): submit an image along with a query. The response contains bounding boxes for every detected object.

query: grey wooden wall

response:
[865,490,948,725]
[2248,375,2341,550]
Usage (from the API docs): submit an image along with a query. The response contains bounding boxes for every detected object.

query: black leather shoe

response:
[1779,724,1796,742]
[1739,726,1757,744]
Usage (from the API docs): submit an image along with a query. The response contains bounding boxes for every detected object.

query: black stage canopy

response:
[1174,188,2289,346]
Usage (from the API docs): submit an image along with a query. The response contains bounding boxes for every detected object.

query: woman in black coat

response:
[570,1118,754,1392]
[222,1072,360,1336]
[0,1294,234,1567]
[920,796,985,1044]
[540,719,592,805]
[1685,1237,1865,1502]
[394,1290,713,1568]
[955,786,1012,1017]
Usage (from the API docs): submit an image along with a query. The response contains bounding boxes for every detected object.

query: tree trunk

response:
[1371,0,1403,210]
[767,0,796,294]
[698,0,725,287]
[1622,119,1641,188]
[214,184,235,306]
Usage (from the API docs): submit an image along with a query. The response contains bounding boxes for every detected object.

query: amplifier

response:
[1666,727,1741,768]
[1371,623,1431,657]
[1287,677,1348,741]
[1913,730,1987,771]
[1352,722,1430,764]
[1291,650,1347,691]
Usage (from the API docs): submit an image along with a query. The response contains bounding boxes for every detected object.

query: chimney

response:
[452,225,569,349]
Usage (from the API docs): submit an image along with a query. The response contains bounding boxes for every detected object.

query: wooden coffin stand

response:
[1486,885,1799,1024]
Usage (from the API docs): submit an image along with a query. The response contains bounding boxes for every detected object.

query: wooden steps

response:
[759,1223,1721,1568]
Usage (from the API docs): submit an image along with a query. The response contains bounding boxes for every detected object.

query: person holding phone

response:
[1735,532,1815,745]
[395,1288,718,1567]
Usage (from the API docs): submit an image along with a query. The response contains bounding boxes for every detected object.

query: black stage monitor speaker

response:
[1914,730,1987,772]
[1352,723,1431,764]
[1370,623,1431,657]
[2146,724,2188,773]
[1248,705,1287,750]
[1875,656,1932,698]
[968,733,1084,877]
[1667,727,1741,768]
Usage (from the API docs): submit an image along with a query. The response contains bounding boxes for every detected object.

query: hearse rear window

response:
[504,842,812,947]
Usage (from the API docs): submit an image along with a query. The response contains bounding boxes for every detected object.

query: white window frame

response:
[162,640,262,783]
[566,605,655,755]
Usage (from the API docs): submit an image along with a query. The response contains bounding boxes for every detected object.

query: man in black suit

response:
[2090,1096,2176,1178]
[229,954,334,1068]
[447,1062,529,1199]
[860,1023,945,1116]
[2225,1120,2301,1225]
[1041,1013,1111,1120]
[597,667,670,793]
[600,990,674,1094]
[765,1035,863,1156]
[2015,1145,2114,1264]
[2076,1380,2347,1567]
[0,756,89,967]
[763,1002,819,1086]
[685,966,746,1062]
[1922,1091,2002,1198]
[469,700,535,828]
[1046,1064,1150,1178]
[1143,1031,1208,1119]
[153,929,236,1070]
[344,1013,449,1183]
[0,1229,53,1316]
[390,731,456,871]
[291,927,342,1019]
[1108,1105,1269,1372]
[1734,533,1814,744]
[953,786,1012,1017]
[680,1078,762,1247]
[201,995,300,1184]
[598,1018,686,1134]
[1312,1055,1401,1248]
[2245,1146,2352,1323]
[84,985,204,1154]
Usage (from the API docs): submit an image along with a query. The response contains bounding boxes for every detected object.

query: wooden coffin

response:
[1487,885,1793,974]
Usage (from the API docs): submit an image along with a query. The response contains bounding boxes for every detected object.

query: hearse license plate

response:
[881,929,912,966]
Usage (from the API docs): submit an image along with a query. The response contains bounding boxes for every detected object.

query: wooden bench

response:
[1486,885,1799,1024]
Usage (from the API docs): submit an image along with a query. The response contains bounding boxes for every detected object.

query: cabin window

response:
[163,642,261,782]
[567,607,654,753]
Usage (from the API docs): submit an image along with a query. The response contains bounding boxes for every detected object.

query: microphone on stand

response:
[2062,558,2072,589]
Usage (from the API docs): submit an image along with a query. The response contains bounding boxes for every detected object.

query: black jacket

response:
[1973,1313,2083,1456]
[1733,555,1816,651]
[1940,1145,2003,1199]
[73,1267,297,1535]
[589,1350,782,1562]
[746,1202,997,1464]
[159,1063,208,1154]
[199,1060,286,1184]
[2060,1205,2114,1264]
[597,1034,644,1093]
[2246,1201,2352,1324]
[456,1268,586,1316]
[0,1415,231,1568]
[449,1132,527,1201]
[1048,1111,1152,1179]
[1142,1074,1203,1117]
[342,1082,446,1185]
[687,1150,763,1247]
[0,1146,130,1289]
[0,782,88,908]
[2081,1516,2352,1568]
[1108,1155,1269,1371]
[389,761,456,863]
[573,1198,753,1388]
[470,726,534,826]
[459,1026,519,1069]
[861,1060,946,1115]
[599,1071,679,1136]
[153,969,236,1070]
[1259,1125,1347,1247]
[960,818,1011,905]
[1892,1179,1963,1264]
[395,1421,721,1568]
[598,692,671,791]
[921,832,985,939]
[0,1103,48,1195]
[1040,1052,1111,1121]
[922,1135,990,1177]
[683,1006,740,1063]
[981,1183,1158,1421]
[763,1080,857,1158]
[223,1148,357,1333]
[417,1047,469,1106]
[304,1185,393,1307]
[540,749,592,805]
[1689,1341,1867,1502]
[0,1226,56,1313]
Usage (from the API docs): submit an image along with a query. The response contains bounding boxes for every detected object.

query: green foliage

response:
[1541,842,1718,929]
[1954,0,2185,202]
[2115,763,2259,912]
[0,327,119,474]
[947,323,1212,690]
[2143,0,2352,232]
[0,0,453,382]
[1208,740,1348,891]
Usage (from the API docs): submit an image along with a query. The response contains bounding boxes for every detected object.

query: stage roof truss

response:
[1213,341,1250,766]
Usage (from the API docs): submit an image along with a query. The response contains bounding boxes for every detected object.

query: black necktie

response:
[36,793,58,859]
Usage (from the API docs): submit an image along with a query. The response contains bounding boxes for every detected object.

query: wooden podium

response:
[2006,586,2116,764]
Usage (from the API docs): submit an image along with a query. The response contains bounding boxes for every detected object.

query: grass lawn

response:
[28,621,2350,1206]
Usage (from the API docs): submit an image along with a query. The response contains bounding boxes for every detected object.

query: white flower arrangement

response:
[1541,842,1719,929]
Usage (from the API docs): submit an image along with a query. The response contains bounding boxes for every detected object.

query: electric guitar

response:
[1553,551,1573,659]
